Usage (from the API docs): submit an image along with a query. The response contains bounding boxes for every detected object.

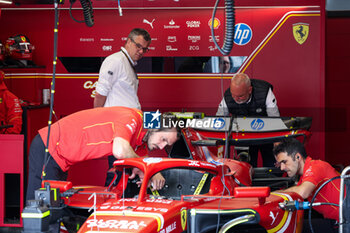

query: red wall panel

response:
[0,3,328,184]
[326,17,350,166]
[0,135,24,227]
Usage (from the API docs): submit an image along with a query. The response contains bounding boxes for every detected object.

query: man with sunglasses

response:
[94,28,151,185]
[273,137,340,232]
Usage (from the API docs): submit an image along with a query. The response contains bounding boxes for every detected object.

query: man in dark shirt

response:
[216,73,279,167]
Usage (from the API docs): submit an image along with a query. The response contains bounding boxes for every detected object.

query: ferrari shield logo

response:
[20,36,27,42]
[181,208,187,230]
[293,23,309,45]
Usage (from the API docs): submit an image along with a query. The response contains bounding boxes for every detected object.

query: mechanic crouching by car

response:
[26,106,180,201]
[273,138,340,233]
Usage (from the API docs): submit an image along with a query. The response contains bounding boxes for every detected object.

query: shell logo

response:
[208,17,221,29]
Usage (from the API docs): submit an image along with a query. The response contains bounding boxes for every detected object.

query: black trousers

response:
[249,143,275,167]
[26,134,67,201]
[105,155,117,186]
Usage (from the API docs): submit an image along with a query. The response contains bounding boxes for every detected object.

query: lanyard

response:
[121,49,138,78]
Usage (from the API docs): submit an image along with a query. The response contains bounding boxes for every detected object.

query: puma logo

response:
[269,211,279,225]
[143,18,155,29]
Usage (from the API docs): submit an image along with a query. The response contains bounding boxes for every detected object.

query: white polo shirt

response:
[96,47,141,109]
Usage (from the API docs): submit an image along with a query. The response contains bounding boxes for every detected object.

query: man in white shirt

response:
[94,28,151,109]
[216,73,280,167]
[94,28,151,185]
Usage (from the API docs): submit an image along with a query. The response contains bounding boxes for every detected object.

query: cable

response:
[210,1,235,231]
[80,0,94,27]
[313,202,339,207]
[215,191,224,233]
[308,176,341,233]
[42,0,60,181]
[211,0,235,56]
[69,0,94,27]
[69,0,84,23]
[280,200,339,211]
[278,175,348,233]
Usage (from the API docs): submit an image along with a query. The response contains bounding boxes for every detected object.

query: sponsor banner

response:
[234,117,288,132]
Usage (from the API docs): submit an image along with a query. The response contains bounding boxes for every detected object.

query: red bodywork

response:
[59,158,303,233]
[43,119,310,233]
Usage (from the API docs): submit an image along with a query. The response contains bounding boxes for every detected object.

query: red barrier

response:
[0,134,24,227]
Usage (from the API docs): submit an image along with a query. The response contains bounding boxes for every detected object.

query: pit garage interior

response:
[0,0,349,232]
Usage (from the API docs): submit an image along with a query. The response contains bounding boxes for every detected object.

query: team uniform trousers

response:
[26,134,67,201]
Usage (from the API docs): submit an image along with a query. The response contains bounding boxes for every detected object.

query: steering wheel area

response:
[147,168,214,200]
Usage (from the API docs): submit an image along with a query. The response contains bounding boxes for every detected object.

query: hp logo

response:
[234,23,252,45]
[250,118,264,130]
[213,118,225,130]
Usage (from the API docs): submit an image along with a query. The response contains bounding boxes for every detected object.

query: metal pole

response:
[339,166,350,233]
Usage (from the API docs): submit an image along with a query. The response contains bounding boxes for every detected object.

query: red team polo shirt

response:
[298,157,340,221]
[39,107,147,172]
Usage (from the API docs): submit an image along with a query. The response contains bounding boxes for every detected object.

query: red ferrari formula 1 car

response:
[22,116,312,233]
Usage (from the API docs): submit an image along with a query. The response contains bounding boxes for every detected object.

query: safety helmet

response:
[0,41,5,61]
[5,34,35,60]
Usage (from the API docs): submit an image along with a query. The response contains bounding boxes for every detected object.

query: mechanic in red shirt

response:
[273,137,340,231]
[0,70,23,134]
[26,106,179,200]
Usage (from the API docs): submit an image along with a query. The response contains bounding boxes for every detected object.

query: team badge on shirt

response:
[126,119,137,134]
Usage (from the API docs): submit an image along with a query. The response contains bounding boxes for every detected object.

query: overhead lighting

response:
[0,0,12,4]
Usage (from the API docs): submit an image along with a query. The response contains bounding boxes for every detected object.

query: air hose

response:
[211,0,235,55]
[69,0,94,27]
[80,0,94,27]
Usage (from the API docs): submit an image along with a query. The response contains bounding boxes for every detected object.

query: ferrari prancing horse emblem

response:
[293,23,309,45]
[181,208,187,230]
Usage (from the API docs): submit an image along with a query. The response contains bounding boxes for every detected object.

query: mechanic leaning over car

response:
[26,106,180,201]
[274,137,340,232]
[216,73,279,167]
